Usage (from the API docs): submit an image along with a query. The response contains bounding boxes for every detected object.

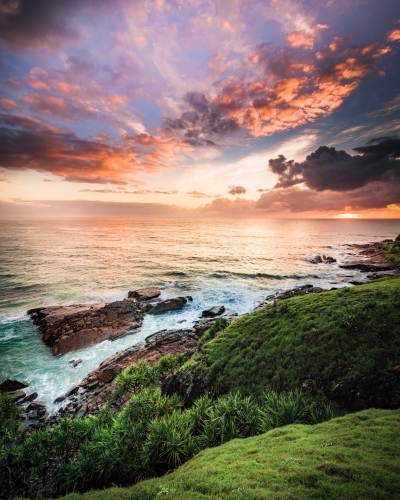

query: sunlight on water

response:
[0,217,399,407]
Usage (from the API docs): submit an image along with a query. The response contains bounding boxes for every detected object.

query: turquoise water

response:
[0,217,399,410]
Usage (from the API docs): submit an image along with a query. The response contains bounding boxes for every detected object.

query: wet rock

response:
[147,297,187,315]
[28,298,144,355]
[69,358,82,368]
[128,287,161,301]
[0,379,29,392]
[53,394,66,404]
[27,401,46,412]
[28,410,38,419]
[8,390,26,401]
[21,392,38,403]
[310,255,323,264]
[186,296,193,302]
[202,305,225,318]
[323,254,337,263]
[66,386,80,397]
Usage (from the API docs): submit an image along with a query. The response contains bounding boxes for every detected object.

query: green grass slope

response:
[382,242,400,266]
[188,277,400,397]
[57,408,400,500]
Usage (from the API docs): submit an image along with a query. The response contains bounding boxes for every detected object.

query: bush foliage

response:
[0,373,337,498]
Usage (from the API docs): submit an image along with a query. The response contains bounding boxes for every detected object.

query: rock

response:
[186,296,193,302]
[69,359,82,368]
[66,386,79,397]
[323,255,337,263]
[21,392,38,404]
[128,287,161,301]
[0,379,29,393]
[27,401,46,411]
[7,390,26,401]
[201,306,225,318]
[28,410,38,419]
[53,395,66,404]
[310,255,323,264]
[262,285,325,305]
[75,403,87,418]
[147,297,187,315]
[162,369,214,407]
[28,298,144,355]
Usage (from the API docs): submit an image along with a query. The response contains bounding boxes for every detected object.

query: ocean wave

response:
[209,271,323,280]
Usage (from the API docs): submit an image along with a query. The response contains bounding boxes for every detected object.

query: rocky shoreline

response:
[2,235,399,433]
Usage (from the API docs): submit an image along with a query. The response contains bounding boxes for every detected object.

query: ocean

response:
[0,217,399,411]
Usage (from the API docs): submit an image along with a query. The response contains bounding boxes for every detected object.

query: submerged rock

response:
[28,298,144,355]
[128,287,161,301]
[202,306,225,318]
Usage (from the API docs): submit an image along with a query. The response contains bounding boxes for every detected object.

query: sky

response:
[0,0,400,218]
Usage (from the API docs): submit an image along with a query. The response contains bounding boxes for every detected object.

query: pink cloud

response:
[0,98,18,110]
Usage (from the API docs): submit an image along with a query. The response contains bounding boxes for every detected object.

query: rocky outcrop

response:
[340,241,394,272]
[28,299,144,355]
[0,379,28,392]
[256,284,326,309]
[128,287,161,301]
[310,255,336,264]
[147,296,187,315]
[162,369,215,407]
[202,306,225,318]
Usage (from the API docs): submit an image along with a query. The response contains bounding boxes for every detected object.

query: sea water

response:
[0,217,398,410]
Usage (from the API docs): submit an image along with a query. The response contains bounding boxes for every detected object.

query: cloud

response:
[268,136,400,191]
[164,91,239,147]
[0,98,17,110]
[387,29,400,42]
[0,198,190,218]
[0,113,193,183]
[79,188,178,195]
[0,0,117,50]
[255,182,400,213]
[228,185,246,195]
[187,190,217,198]
[21,93,98,121]
[213,37,391,137]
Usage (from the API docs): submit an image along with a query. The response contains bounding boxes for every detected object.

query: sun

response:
[333,213,360,219]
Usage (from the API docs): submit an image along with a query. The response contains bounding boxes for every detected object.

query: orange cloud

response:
[388,29,400,42]
[287,31,314,49]
[213,38,391,137]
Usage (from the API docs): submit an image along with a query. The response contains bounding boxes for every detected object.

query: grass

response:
[382,242,400,267]
[188,277,400,396]
[53,408,400,500]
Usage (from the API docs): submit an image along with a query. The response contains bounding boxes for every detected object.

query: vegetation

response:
[382,241,400,266]
[3,278,400,499]
[0,382,336,498]
[49,409,400,500]
[187,277,400,396]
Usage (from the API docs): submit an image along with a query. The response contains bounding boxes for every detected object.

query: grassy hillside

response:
[186,277,400,397]
[54,408,400,500]
[382,241,400,266]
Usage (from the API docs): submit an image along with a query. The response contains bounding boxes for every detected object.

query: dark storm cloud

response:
[0,0,116,49]
[269,137,400,192]
[164,91,239,147]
